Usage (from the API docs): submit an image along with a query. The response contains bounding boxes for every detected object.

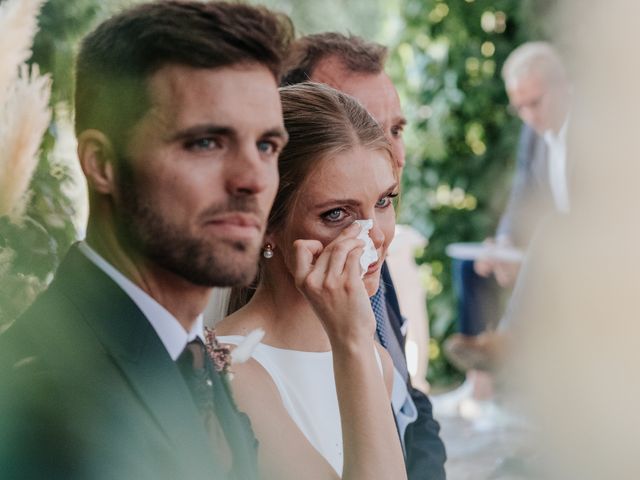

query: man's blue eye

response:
[187,138,217,150]
[257,141,275,154]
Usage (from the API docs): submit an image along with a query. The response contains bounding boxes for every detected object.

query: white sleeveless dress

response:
[218,335,382,475]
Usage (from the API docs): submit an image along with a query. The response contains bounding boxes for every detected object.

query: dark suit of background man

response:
[447,41,571,369]
[282,33,447,480]
[0,2,292,479]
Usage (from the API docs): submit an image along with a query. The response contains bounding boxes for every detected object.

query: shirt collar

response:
[544,114,570,146]
[78,241,204,360]
[371,280,386,300]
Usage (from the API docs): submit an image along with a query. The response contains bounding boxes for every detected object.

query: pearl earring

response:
[262,243,274,259]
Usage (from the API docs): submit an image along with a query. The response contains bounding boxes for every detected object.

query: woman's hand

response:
[285,221,407,480]
[291,222,375,344]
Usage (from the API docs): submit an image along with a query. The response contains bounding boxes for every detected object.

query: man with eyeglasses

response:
[446,41,571,372]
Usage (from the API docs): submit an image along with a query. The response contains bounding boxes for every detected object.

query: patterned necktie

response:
[370,285,409,382]
[177,338,232,471]
[177,339,214,408]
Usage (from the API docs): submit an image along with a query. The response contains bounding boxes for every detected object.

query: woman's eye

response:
[376,193,398,208]
[376,197,391,208]
[322,208,346,223]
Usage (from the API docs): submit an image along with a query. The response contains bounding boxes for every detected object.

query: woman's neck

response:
[262,284,332,351]
[221,268,332,352]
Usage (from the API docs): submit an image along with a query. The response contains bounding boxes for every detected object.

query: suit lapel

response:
[114,336,223,476]
[532,133,549,187]
[380,263,406,347]
[54,245,223,477]
[206,357,259,479]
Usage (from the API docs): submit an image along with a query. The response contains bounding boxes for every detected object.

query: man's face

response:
[113,64,286,287]
[311,57,406,177]
[507,71,568,136]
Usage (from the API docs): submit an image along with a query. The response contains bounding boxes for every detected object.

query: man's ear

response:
[77,129,117,195]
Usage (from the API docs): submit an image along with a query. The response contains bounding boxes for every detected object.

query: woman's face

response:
[277,145,398,296]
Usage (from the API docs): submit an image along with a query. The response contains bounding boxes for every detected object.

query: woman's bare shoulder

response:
[215,308,264,336]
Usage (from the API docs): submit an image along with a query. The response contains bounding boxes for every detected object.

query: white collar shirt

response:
[543,117,571,214]
[78,241,204,361]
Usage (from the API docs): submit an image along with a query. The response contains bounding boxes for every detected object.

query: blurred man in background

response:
[447,41,572,372]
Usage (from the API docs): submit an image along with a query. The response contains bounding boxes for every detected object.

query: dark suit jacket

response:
[381,263,447,480]
[0,245,257,480]
[496,125,555,248]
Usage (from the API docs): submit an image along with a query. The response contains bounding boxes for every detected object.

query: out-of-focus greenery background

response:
[1,0,549,387]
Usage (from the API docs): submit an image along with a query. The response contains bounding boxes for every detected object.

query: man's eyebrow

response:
[169,124,288,143]
[395,117,407,127]
[262,127,289,143]
[170,124,234,142]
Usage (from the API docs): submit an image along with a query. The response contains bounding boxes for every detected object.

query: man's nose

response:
[392,140,406,169]
[225,145,274,196]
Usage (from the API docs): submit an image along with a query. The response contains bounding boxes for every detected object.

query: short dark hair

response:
[281,32,387,86]
[75,0,293,153]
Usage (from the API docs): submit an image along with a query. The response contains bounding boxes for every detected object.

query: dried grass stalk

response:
[0,64,52,218]
[0,0,47,107]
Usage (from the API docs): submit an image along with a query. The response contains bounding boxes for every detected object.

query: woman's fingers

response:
[345,245,366,285]
[314,221,363,278]
[295,222,363,288]
[325,238,365,279]
[292,239,324,289]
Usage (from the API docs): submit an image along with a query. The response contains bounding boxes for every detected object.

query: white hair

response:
[502,41,566,89]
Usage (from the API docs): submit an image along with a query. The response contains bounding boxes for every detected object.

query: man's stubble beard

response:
[113,162,262,288]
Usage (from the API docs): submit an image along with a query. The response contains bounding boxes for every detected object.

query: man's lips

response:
[203,213,262,238]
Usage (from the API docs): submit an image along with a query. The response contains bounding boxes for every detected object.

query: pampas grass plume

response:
[0,64,52,218]
[0,0,47,107]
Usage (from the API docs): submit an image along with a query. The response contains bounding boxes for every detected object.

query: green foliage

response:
[388,0,539,386]
[249,0,392,42]
[0,126,77,326]
[30,0,102,105]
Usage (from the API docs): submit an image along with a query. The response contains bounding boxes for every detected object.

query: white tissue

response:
[354,219,378,277]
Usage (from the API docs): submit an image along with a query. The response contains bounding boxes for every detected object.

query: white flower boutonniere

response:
[204,327,265,381]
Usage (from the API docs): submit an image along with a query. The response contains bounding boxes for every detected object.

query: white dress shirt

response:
[78,242,204,360]
[544,117,571,213]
